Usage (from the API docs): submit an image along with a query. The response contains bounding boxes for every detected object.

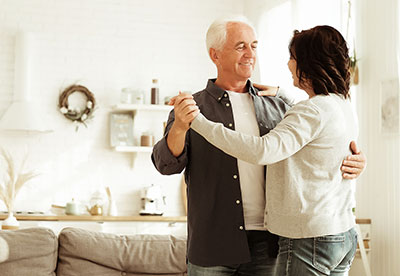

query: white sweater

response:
[191,94,358,238]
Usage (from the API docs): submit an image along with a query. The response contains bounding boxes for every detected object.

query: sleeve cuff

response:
[154,135,187,165]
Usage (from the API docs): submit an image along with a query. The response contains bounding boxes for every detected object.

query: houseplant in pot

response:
[0,148,38,229]
[349,49,359,85]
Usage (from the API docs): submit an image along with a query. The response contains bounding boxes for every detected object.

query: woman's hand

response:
[253,83,280,96]
[341,141,367,179]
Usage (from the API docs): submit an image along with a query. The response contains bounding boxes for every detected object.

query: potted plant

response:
[0,148,38,229]
[349,49,359,85]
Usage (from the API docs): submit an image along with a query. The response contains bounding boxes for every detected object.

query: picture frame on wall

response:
[380,79,400,135]
[110,113,134,147]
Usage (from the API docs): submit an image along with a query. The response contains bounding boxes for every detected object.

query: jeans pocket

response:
[313,234,346,274]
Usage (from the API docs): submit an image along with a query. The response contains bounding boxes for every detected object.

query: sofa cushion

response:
[0,227,58,276]
[57,227,187,276]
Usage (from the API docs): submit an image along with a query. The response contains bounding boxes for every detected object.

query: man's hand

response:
[166,92,199,157]
[341,141,367,179]
[253,83,280,96]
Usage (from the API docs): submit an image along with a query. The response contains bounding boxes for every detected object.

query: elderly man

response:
[152,16,365,276]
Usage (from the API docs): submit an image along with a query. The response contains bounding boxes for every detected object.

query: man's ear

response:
[209,48,219,64]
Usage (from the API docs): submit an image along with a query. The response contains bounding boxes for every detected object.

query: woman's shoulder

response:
[284,98,322,119]
[308,94,349,110]
[287,94,348,119]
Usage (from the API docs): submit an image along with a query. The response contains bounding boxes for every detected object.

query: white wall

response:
[354,0,400,275]
[0,0,243,216]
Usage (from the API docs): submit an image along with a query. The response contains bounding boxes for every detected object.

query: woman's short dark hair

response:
[288,25,350,98]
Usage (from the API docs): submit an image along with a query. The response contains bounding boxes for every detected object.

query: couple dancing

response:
[152,15,365,276]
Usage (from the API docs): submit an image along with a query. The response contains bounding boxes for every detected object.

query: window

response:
[257,0,350,102]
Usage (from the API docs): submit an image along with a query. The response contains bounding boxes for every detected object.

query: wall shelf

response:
[112,104,173,112]
[110,104,173,167]
[114,146,153,153]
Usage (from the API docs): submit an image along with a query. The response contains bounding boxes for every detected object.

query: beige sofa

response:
[0,227,187,276]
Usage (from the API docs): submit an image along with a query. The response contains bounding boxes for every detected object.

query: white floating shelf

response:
[110,104,171,167]
[113,104,173,112]
[114,146,153,153]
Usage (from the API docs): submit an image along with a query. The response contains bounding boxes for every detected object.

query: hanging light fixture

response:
[0,32,53,132]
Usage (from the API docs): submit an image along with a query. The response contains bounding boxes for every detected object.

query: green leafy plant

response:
[349,48,359,85]
[0,148,38,213]
[350,49,358,70]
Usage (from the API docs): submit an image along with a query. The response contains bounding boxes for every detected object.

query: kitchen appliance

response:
[139,184,166,216]
[0,32,53,132]
[65,199,81,215]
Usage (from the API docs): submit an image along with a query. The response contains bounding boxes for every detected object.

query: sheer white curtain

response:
[398,0,400,84]
[257,0,349,101]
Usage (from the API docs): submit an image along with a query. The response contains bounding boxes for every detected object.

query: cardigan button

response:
[239,226,244,230]
[226,103,230,107]
[233,175,238,179]
[236,200,240,205]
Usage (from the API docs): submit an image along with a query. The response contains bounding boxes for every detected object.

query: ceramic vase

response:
[2,212,19,230]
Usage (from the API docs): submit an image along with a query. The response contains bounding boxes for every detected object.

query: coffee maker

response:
[139,184,166,216]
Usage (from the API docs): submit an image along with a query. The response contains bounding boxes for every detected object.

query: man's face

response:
[214,22,258,82]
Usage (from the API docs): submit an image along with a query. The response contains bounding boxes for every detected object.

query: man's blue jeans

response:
[187,231,278,276]
[275,228,358,276]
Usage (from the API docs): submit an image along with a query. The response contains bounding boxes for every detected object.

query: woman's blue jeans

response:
[275,228,358,276]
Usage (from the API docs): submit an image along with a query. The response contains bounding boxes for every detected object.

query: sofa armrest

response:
[0,227,58,276]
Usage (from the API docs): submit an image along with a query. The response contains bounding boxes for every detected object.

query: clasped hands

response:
[168,92,200,132]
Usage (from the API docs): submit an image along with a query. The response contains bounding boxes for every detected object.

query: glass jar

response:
[120,87,133,104]
[140,132,155,147]
[131,90,144,104]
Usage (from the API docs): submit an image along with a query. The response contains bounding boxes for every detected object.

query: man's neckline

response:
[227,90,250,94]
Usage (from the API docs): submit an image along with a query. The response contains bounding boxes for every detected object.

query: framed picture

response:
[380,79,400,135]
[110,113,134,147]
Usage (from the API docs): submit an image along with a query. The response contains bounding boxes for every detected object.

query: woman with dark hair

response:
[187,25,359,275]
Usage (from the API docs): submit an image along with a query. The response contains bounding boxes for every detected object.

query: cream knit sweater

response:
[191,94,358,238]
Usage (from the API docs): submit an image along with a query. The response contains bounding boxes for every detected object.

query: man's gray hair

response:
[206,15,256,54]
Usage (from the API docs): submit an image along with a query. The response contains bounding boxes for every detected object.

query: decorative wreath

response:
[58,84,96,126]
